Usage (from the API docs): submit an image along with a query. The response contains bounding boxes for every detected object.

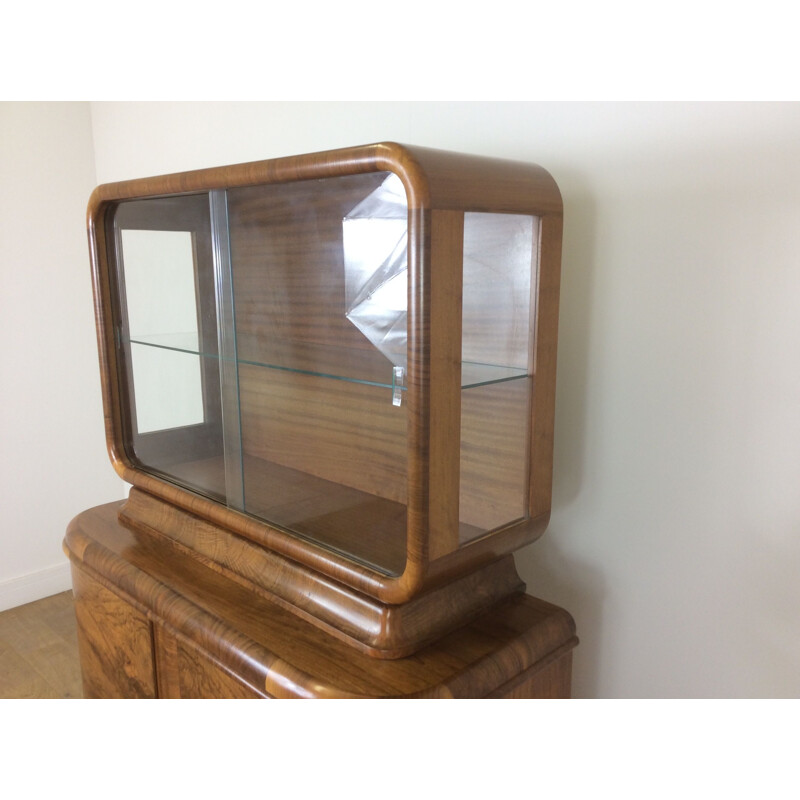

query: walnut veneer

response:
[65,502,577,698]
[68,142,574,696]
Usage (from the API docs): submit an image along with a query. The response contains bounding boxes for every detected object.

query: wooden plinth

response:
[63,502,578,699]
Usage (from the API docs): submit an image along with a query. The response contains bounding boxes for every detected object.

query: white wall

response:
[0,103,126,610]
[11,101,798,698]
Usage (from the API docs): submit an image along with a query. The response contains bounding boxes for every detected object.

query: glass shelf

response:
[461,361,529,389]
[110,171,540,575]
[125,335,529,391]
[128,332,203,354]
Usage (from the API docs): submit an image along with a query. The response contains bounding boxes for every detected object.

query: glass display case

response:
[87,142,563,656]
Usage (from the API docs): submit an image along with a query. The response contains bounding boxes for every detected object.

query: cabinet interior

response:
[108,172,537,576]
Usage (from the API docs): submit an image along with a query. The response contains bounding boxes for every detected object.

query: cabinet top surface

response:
[89,141,562,215]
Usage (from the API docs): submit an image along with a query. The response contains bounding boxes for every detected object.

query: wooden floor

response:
[0,591,83,699]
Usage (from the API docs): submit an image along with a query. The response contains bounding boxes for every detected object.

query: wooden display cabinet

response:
[65,142,577,697]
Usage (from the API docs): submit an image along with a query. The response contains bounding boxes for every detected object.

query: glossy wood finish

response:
[154,625,265,698]
[117,488,527,658]
[460,378,530,533]
[87,142,564,608]
[65,502,577,698]
[428,210,464,559]
[238,364,407,509]
[72,567,156,698]
[80,142,571,673]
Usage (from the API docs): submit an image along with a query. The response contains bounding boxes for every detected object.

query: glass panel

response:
[127,341,203,433]
[109,179,410,575]
[459,212,537,544]
[227,172,409,575]
[120,229,204,433]
[111,195,228,503]
[342,172,408,372]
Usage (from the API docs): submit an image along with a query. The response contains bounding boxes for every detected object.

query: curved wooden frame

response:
[88,142,563,607]
[65,501,577,696]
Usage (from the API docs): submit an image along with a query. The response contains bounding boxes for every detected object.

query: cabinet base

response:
[118,488,528,658]
[64,501,577,698]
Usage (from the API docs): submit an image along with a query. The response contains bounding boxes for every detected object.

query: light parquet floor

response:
[0,591,83,699]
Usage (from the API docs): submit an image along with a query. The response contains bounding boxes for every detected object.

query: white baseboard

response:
[0,562,73,612]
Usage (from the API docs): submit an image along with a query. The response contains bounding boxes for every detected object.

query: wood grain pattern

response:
[228,172,388,361]
[174,638,266,699]
[85,142,563,610]
[489,652,574,699]
[116,492,522,657]
[152,623,181,698]
[65,507,576,697]
[460,378,530,533]
[0,592,82,699]
[168,455,408,575]
[156,625,267,698]
[529,214,563,523]
[65,503,576,697]
[428,210,464,559]
[86,142,561,213]
[238,364,407,505]
[71,566,156,698]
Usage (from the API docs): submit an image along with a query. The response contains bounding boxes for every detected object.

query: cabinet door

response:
[107,174,412,577]
[71,568,157,699]
[225,173,410,576]
[154,625,267,699]
[108,194,227,502]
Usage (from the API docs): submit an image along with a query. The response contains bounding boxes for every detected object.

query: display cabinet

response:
[65,142,576,696]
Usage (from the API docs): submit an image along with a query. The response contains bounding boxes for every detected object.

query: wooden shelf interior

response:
[111,171,535,574]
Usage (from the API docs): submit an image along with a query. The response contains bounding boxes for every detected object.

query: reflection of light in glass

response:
[370,269,407,312]
[462,213,534,370]
[342,174,409,368]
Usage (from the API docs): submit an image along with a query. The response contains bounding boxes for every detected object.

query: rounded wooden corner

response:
[82,141,564,613]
